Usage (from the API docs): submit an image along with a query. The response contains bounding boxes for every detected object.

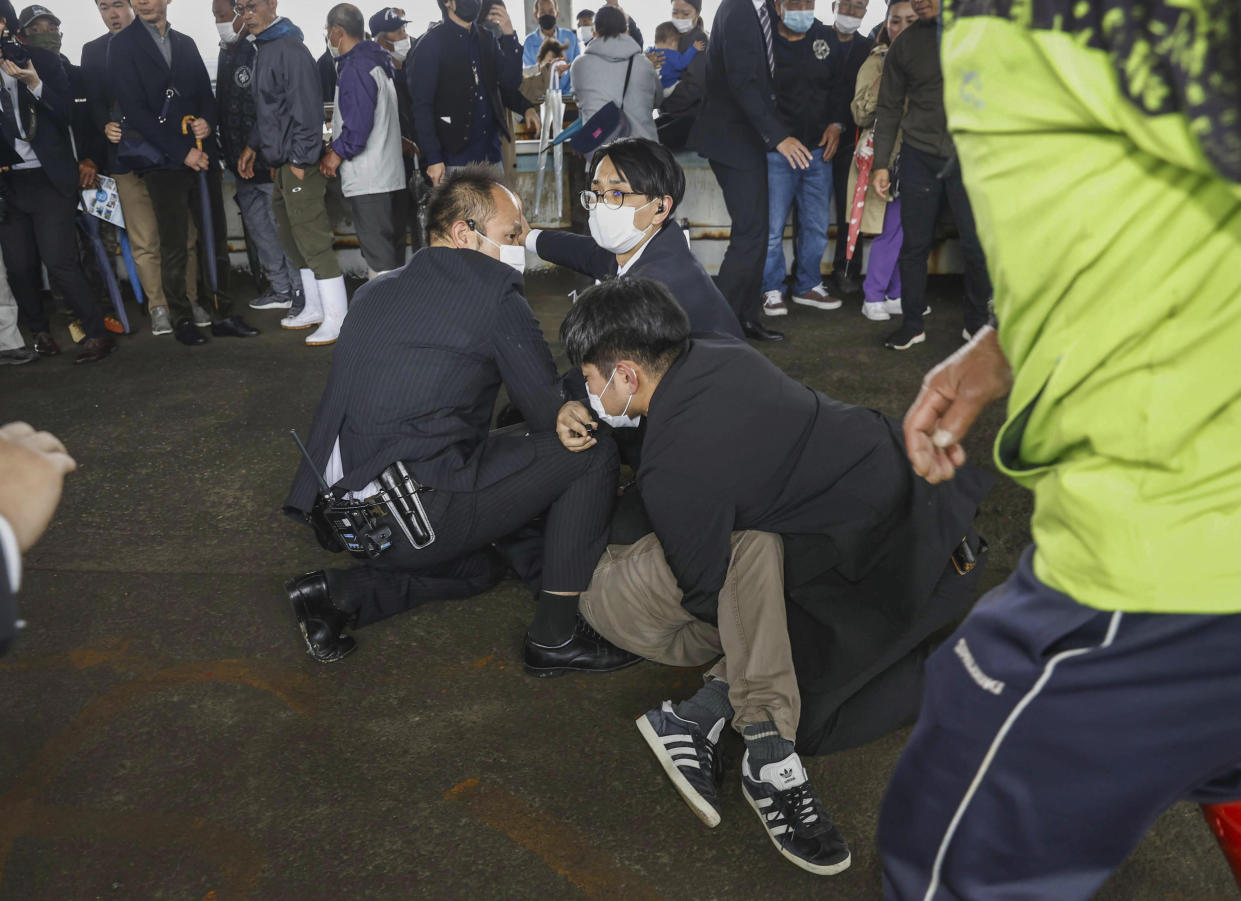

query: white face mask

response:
[588,367,641,428]
[217,19,241,44]
[389,35,411,60]
[834,12,862,33]
[473,227,526,273]
[671,15,694,33]
[578,24,592,41]
[327,38,341,57]
[588,197,657,255]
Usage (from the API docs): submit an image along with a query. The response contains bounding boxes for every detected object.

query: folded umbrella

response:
[846,130,876,264]
[182,116,219,313]
[77,209,131,334]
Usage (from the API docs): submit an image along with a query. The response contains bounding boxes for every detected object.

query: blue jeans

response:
[762,152,833,294]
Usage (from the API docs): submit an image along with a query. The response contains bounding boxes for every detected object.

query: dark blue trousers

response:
[879,546,1241,900]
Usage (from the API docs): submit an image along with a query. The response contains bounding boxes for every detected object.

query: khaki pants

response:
[113,171,198,310]
[579,531,800,741]
[271,164,342,279]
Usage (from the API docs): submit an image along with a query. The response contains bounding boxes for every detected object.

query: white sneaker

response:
[306,276,348,346]
[861,301,890,321]
[791,284,842,310]
[883,297,902,315]
[762,289,788,317]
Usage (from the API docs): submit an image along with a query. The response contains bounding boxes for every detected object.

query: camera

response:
[0,31,29,67]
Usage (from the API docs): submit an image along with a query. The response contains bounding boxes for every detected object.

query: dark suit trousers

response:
[0,168,107,339]
[897,146,992,332]
[144,167,233,321]
[710,158,767,324]
[329,430,619,628]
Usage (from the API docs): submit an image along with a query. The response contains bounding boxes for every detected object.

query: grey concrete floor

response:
[0,271,1234,900]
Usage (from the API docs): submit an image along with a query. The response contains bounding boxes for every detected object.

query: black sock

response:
[528,591,579,645]
[673,678,733,737]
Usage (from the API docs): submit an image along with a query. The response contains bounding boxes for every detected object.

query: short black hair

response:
[576,8,592,21]
[654,21,679,44]
[426,165,503,243]
[327,2,365,38]
[591,136,685,218]
[593,4,626,38]
[560,277,690,376]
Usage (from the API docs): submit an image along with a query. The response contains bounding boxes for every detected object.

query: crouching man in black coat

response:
[556,277,992,876]
[284,167,636,676]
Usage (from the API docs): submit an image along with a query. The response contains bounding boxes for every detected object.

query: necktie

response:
[756,2,774,76]
[0,78,19,139]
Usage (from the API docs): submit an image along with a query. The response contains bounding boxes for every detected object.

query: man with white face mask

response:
[285,167,636,677]
[212,0,302,313]
[523,137,741,341]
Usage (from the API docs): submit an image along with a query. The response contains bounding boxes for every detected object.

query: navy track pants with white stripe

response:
[879,546,1241,900]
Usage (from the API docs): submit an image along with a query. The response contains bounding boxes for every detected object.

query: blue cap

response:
[368,7,409,35]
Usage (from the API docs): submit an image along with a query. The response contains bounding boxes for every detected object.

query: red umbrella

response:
[846,130,875,263]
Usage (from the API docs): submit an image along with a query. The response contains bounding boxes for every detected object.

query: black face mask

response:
[537,13,556,30]
[453,0,481,22]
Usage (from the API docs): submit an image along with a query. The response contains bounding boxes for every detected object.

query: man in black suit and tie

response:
[284,167,637,676]
[0,420,76,656]
[107,0,257,346]
[0,1,115,363]
[522,137,742,340]
[688,0,813,342]
[557,276,992,874]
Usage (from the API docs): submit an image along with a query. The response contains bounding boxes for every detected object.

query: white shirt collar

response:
[616,231,655,276]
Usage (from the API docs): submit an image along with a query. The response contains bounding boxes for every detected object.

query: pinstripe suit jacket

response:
[285,247,565,514]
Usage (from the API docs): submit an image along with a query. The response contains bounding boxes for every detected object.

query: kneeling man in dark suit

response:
[556,277,991,875]
[285,167,636,676]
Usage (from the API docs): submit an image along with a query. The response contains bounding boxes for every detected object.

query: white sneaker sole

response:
[792,296,842,310]
[282,319,323,331]
[635,714,721,828]
[743,783,852,876]
[151,326,172,336]
[886,332,926,350]
[762,307,788,317]
[861,304,890,321]
[250,300,293,310]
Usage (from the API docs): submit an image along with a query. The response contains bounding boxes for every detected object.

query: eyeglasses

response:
[579,189,644,211]
[232,2,260,14]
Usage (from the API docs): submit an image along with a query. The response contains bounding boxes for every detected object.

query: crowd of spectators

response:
[0,0,982,364]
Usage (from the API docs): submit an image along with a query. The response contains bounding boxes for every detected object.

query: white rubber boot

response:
[282,269,324,330]
[306,276,348,346]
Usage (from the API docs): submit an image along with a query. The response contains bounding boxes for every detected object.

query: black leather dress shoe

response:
[33,331,60,356]
[174,317,207,346]
[523,616,642,677]
[286,571,357,663]
[741,320,785,342]
[211,315,260,338]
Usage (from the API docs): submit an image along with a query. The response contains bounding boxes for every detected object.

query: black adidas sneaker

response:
[741,750,851,875]
[636,701,726,827]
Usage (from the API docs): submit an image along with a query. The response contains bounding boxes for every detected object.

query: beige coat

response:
[846,45,902,236]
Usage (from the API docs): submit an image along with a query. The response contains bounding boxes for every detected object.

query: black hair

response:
[327,2,365,38]
[560,277,690,376]
[654,20,679,43]
[426,165,502,243]
[593,4,626,38]
[590,136,685,219]
[0,0,16,31]
[576,8,593,20]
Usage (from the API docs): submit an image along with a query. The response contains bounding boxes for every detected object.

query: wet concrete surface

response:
[0,271,1233,899]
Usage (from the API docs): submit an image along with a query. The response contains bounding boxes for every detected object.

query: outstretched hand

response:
[903,326,1012,484]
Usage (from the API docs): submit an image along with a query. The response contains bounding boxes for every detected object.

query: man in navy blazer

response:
[0,0,113,362]
[688,0,811,342]
[523,138,743,341]
[107,0,257,346]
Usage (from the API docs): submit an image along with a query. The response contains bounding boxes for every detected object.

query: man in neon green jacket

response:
[877,0,1241,896]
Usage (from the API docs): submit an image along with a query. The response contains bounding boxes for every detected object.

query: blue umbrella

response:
[77,210,131,334]
[182,116,219,311]
[118,230,145,307]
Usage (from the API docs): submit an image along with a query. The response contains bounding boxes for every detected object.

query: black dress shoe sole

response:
[523,655,643,678]
[287,590,356,664]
